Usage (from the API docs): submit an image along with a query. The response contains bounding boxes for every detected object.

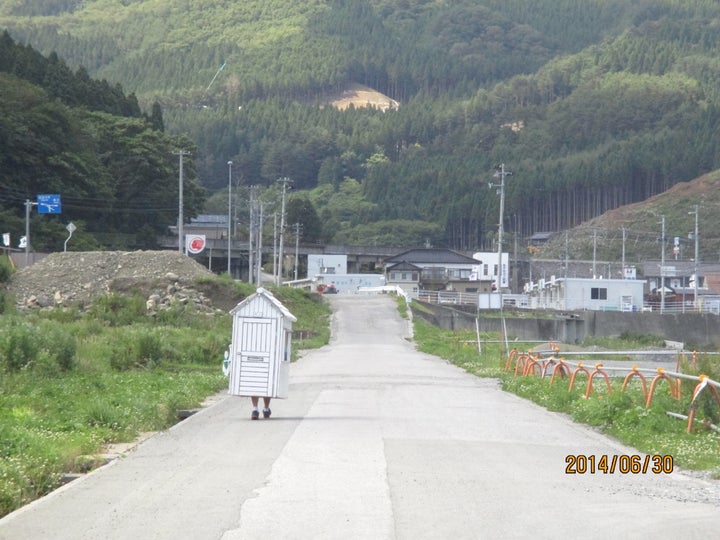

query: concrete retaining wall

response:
[410,302,720,349]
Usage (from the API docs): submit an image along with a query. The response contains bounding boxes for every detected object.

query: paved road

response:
[1,296,719,539]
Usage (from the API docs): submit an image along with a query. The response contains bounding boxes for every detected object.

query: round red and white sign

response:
[186,235,206,254]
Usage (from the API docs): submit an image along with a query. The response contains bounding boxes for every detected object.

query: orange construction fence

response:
[504,349,720,433]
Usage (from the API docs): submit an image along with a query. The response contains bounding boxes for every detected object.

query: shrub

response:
[135,330,163,367]
[0,290,14,314]
[49,330,77,372]
[30,322,77,373]
[0,321,40,371]
[108,344,136,371]
[0,255,13,283]
[181,332,229,366]
[108,328,164,371]
[87,294,146,326]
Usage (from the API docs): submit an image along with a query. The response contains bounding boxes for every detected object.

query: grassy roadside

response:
[0,277,331,517]
[405,301,720,476]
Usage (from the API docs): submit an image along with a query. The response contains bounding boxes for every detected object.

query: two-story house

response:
[384,248,493,295]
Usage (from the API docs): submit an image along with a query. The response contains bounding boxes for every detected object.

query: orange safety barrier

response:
[523,355,543,377]
[541,357,562,378]
[677,350,698,372]
[514,352,535,376]
[568,363,613,398]
[621,366,648,400]
[504,349,520,372]
[504,348,720,433]
[584,363,613,399]
[645,368,680,408]
[568,362,590,393]
[549,360,570,385]
[506,346,564,375]
[686,376,720,433]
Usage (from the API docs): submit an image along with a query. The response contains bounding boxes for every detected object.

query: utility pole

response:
[690,205,699,311]
[273,213,278,283]
[622,227,626,278]
[276,177,292,286]
[248,186,255,285]
[227,161,232,276]
[490,164,511,293]
[256,202,264,286]
[512,214,518,292]
[592,229,597,277]
[24,199,37,265]
[661,215,665,314]
[173,150,190,254]
[294,222,302,281]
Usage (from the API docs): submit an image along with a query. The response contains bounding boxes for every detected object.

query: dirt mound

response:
[326,83,399,111]
[7,250,215,309]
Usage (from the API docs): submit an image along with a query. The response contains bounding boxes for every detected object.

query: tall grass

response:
[0,277,330,517]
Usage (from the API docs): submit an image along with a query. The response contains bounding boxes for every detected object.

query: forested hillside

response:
[0,32,205,250]
[2,0,720,255]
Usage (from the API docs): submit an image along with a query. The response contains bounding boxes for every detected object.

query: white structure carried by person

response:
[224,287,297,420]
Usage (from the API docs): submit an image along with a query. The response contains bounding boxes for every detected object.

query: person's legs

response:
[250,397,260,420]
[262,397,272,418]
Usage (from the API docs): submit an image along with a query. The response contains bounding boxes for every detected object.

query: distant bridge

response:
[159,236,416,279]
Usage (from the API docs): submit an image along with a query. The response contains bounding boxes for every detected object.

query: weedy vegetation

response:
[0,273,331,517]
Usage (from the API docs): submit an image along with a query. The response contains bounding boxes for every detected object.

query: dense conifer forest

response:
[2,0,720,255]
[0,31,205,250]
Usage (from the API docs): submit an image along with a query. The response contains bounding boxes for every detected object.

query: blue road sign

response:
[37,194,61,214]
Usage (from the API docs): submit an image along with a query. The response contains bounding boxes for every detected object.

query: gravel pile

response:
[7,250,215,310]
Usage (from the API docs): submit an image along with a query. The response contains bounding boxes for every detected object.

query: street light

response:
[490,164,512,293]
[227,161,232,276]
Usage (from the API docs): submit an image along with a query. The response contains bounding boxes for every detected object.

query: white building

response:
[472,251,509,290]
[307,254,347,278]
[384,248,488,295]
[314,273,385,293]
[529,277,646,311]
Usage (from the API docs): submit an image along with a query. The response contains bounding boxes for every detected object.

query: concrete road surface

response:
[1,295,718,539]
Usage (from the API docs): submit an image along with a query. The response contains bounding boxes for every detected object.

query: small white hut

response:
[227,287,297,399]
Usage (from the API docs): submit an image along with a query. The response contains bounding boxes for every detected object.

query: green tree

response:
[286,195,322,244]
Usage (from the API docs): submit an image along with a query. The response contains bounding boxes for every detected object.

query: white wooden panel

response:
[274,330,292,398]
[233,296,282,320]
[227,289,295,399]
[228,318,279,397]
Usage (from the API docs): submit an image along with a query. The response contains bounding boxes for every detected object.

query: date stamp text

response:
[565,454,673,474]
